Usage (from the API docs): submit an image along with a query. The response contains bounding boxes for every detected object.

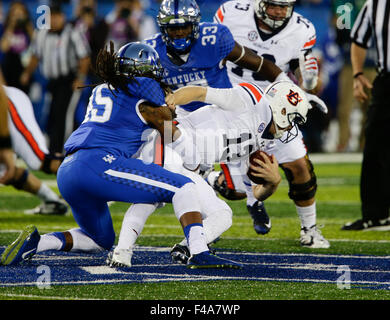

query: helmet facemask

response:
[265,81,309,143]
[157,0,201,54]
[254,0,295,31]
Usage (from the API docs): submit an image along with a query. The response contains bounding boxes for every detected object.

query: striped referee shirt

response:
[31,23,90,79]
[351,0,390,72]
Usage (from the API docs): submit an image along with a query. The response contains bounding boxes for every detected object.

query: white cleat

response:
[106,247,133,268]
[300,225,330,249]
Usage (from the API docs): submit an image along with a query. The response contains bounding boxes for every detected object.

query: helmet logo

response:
[286,90,302,106]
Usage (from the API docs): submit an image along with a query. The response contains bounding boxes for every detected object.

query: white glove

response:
[305,92,328,114]
[299,52,319,90]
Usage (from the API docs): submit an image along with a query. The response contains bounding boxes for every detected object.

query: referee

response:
[342,0,390,230]
[20,3,90,154]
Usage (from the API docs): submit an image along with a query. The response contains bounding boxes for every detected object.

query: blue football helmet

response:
[157,0,201,53]
[115,42,164,79]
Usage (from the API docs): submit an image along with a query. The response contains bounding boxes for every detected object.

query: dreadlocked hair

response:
[82,41,173,98]
[92,41,132,96]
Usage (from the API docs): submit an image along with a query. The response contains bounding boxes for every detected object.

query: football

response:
[247,150,273,185]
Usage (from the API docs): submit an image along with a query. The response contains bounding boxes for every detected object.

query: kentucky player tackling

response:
[0,42,242,269]
[213,0,329,248]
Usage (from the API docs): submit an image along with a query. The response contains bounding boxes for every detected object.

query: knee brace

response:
[282,157,317,201]
[7,168,29,189]
[41,153,65,174]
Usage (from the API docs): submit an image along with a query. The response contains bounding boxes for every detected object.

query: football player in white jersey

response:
[0,82,67,215]
[108,80,313,267]
[213,0,330,248]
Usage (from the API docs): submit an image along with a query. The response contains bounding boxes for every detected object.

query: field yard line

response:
[0,293,104,300]
[137,233,390,244]
[82,262,390,274]
[3,275,389,288]
[1,229,389,245]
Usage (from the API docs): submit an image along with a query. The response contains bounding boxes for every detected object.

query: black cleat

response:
[24,200,68,216]
[341,218,390,231]
[170,244,190,264]
[247,201,271,235]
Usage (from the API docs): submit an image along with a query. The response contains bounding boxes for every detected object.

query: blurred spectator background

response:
[0,0,370,154]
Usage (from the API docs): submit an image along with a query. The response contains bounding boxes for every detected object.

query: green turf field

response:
[1,160,390,301]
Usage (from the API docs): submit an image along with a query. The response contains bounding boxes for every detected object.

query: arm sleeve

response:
[205,87,246,111]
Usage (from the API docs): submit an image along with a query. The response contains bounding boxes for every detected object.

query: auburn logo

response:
[286,90,302,106]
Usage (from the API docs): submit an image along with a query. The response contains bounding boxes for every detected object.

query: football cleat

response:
[300,225,330,249]
[170,243,190,265]
[187,251,243,269]
[247,201,271,235]
[1,225,40,266]
[106,247,133,268]
[341,218,390,231]
[24,200,68,216]
[170,243,217,265]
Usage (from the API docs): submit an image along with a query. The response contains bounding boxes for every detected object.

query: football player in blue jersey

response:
[0,41,243,269]
[144,0,287,117]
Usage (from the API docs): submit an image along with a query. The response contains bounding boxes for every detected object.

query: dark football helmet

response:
[115,42,164,79]
[157,0,201,53]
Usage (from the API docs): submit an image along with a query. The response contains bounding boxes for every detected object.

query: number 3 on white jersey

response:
[83,85,113,124]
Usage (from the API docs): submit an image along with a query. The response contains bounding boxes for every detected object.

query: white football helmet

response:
[265,80,310,143]
[254,0,296,30]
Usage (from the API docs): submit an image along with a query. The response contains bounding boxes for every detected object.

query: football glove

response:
[305,92,328,114]
[299,52,319,91]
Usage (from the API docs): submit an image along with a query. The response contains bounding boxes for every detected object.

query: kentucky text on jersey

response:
[164,70,207,86]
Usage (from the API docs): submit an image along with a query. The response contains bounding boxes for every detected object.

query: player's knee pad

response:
[282,157,317,201]
[172,182,202,221]
[7,168,29,189]
[41,153,65,174]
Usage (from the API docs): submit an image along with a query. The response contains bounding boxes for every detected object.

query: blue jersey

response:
[145,22,235,112]
[64,77,166,157]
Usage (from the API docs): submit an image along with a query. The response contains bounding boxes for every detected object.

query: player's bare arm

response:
[351,42,373,103]
[168,86,207,107]
[226,42,283,82]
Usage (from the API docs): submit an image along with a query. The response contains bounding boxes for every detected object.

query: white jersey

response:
[214,0,316,89]
[176,82,273,166]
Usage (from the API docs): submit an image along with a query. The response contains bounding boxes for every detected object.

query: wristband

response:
[0,135,12,149]
[353,72,363,79]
